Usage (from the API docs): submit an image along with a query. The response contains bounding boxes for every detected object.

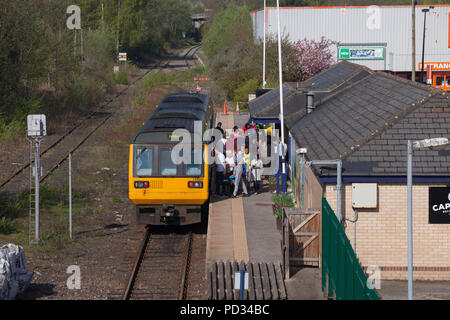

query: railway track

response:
[122,227,194,300]
[0,45,201,190]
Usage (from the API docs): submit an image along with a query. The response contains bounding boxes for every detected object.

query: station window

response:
[135,147,153,176]
[436,76,445,86]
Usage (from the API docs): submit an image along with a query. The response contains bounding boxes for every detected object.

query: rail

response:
[0,46,201,189]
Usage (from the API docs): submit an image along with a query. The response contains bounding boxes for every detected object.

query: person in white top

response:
[215,150,226,196]
[232,148,248,197]
[251,156,263,194]
[273,136,288,194]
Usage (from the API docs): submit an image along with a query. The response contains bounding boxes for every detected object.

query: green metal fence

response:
[322,198,380,300]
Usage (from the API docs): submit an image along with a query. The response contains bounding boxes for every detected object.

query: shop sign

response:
[429,187,450,224]
[338,47,385,60]
[419,62,450,71]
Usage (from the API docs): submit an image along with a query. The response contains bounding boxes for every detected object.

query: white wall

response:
[251,6,450,72]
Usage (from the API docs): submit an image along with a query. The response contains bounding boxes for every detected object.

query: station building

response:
[249,61,450,280]
[251,5,450,91]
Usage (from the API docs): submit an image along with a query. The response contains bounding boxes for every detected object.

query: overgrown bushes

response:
[272,193,294,219]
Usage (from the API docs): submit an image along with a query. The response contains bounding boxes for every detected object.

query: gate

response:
[322,198,379,300]
[282,208,320,279]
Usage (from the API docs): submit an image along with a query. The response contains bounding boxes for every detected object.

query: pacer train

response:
[128,93,213,225]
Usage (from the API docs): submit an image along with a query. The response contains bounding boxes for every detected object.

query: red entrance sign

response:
[419,62,450,71]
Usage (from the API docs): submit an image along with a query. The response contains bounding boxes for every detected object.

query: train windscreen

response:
[135,147,153,176]
[133,144,204,177]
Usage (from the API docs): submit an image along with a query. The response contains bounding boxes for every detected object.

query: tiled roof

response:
[290,70,450,177]
[248,84,295,119]
[250,61,373,125]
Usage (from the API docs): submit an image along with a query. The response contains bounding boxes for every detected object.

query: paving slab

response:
[379,280,450,300]
[242,191,283,264]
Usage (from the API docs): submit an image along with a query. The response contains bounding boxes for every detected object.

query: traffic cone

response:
[236,102,240,114]
[223,101,227,115]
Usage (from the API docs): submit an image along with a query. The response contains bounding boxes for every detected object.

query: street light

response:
[407,137,449,300]
[420,6,434,83]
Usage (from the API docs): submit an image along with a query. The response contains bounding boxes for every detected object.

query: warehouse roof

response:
[289,69,450,177]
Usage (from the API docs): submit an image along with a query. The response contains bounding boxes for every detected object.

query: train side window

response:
[135,147,153,176]
[186,148,202,176]
[436,76,445,86]
[159,147,177,176]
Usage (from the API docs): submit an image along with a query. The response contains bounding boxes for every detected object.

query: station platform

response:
[206,112,282,266]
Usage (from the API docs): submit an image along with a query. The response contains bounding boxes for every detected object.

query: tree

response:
[289,37,338,81]
[202,3,253,58]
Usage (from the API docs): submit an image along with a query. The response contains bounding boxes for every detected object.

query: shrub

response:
[113,70,129,85]
[0,217,18,235]
[272,193,294,219]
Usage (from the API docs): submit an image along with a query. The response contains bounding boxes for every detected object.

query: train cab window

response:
[447,77,450,86]
[186,148,202,176]
[159,148,177,176]
[135,147,153,176]
[436,77,445,87]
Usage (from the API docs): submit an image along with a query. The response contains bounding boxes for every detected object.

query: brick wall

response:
[324,183,450,280]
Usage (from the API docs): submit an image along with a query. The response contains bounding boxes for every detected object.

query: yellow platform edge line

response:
[231,197,249,262]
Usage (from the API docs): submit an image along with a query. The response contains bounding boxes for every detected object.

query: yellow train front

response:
[128,93,213,225]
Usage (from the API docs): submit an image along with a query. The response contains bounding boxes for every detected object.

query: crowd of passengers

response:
[213,120,287,198]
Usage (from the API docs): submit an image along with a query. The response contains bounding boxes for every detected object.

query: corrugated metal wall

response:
[251,6,450,72]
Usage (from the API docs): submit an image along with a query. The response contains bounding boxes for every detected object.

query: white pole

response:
[263,0,267,88]
[35,139,40,242]
[69,153,72,239]
[276,0,286,177]
[407,140,413,300]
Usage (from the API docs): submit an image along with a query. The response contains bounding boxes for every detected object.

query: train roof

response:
[132,93,208,143]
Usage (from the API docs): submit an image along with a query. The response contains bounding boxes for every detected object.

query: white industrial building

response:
[251,5,450,89]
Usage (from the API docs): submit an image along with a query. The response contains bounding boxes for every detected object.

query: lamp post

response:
[407,137,449,300]
[420,6,434,83]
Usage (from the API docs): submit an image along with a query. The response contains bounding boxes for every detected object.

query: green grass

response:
[0,184,88,253]
[132,66,207,107]
[113,70,129,85]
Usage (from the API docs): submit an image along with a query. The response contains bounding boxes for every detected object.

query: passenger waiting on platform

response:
[215,122,225,135]
[224,150,235,196]
[232,126,240,151]
[218,133,227,154]
[251,155,263,194]
[274,136,287,194]
[215,149,226,196]
[244,147,251,190]
[232,148,248,198]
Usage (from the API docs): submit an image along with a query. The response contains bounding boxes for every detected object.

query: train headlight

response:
[188,181,203,188]
[135,181,149,189]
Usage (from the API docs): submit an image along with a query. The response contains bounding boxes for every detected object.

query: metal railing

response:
[322,198,379,300]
